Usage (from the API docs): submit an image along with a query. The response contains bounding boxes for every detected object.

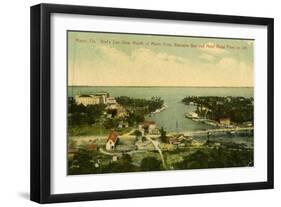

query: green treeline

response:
[176,147,253,170]
[68,143,253,175]
[115,96,164,113]
[68,98,106,126]
[182,96,254,123]
[68,150,163,175]
[67,96,164,135]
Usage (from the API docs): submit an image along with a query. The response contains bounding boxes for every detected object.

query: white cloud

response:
[99,46,130,63]
[69,46,253,87]
[199,53,215,61]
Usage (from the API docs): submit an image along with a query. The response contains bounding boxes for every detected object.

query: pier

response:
[180,127,254,137]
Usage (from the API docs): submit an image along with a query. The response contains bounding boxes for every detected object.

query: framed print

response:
[30,3,274,203]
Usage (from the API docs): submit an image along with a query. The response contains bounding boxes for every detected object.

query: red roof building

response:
[107,131,118,143]
[86,143,97,151]
[106,131,119,150]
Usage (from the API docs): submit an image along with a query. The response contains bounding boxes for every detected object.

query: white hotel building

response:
[74,92,115,106]
[75,94,101,106]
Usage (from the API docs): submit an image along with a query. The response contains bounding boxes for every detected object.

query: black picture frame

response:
[30,3,274,204]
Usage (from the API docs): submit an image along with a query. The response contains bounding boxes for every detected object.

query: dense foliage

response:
[126,111,145,126]
[68,150,163,174]
[68,150,136,175]
[68,98,106,126]
[116,96,164,113]
[140,156,162,171]
[113,96,164,127]
[176,147,253,170]
[159,127,168,143]
[68,141,253,175]
[68,96,164,129]
[182,96,254,123]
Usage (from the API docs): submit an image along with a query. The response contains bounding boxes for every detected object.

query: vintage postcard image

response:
[67,31,254,175]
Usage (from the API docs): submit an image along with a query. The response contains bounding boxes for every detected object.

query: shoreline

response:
[150,103,168,116]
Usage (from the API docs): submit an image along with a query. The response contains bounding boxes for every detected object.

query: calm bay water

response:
[68,86,253,136]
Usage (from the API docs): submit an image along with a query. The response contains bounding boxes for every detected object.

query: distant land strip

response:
[68,85,254,88]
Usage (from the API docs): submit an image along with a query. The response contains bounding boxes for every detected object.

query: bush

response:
[176,147,253,170]
[140,156,162,171]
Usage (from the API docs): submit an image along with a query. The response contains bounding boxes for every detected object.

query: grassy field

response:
[68,124,134,137]
[68,124,110,136]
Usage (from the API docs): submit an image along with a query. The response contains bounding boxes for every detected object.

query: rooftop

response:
[79,94,92,98]
[107,131,118,143]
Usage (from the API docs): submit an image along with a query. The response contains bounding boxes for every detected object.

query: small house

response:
[112,155,118,162]
[169,134,184,145]
[219,117,231,125]
[117,121,129,129]
[106,131,119,151]
[106,97,117,104]
[169,137,181,145]
[140,121,157,134]
[86,143,97,151]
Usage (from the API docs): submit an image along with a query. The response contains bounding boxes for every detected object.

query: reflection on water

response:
[68,86,254,144]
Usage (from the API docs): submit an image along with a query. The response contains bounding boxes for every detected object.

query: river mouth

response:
[67,86,254,175]
[148,102,216,132]
[69,86,253,132]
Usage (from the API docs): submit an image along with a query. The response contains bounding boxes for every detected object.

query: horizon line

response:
[68,85,254,88]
